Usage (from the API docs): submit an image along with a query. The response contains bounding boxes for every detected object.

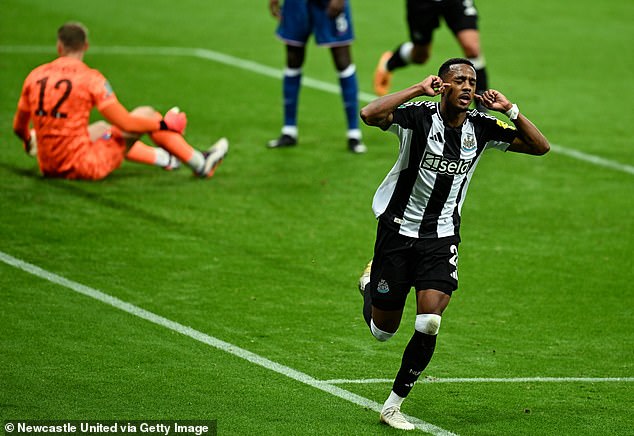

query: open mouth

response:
[459,94,472,104]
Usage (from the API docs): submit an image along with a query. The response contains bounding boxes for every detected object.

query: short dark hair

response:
[438,58,475,79]
[57,22,88,52]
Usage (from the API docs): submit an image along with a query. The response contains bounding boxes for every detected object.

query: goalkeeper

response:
[13,22,228,180]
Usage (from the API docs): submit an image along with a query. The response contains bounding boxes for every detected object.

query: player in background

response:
[359,58,549,430]
[267,0,367,153]
[373,0,489,112]
[13,22,228,181]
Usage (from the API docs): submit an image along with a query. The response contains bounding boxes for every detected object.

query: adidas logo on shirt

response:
[429,131,443,143]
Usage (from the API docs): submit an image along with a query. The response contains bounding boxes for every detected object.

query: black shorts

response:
[369,220,460,311]
[407,0,479,45]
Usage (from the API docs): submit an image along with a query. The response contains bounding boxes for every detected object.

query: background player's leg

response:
[330,45,366,153]
[455,29,488,102]
[374,0,437,96]
[268,45,305,147]
[391,41,426,70]
[282,44,304,137]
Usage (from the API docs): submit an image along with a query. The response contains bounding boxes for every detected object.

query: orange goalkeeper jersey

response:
[15,56,119,175]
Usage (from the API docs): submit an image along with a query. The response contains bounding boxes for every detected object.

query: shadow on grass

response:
[0,162,183,231]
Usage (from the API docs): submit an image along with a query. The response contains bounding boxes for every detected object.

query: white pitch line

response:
[323,377,634,384]
[4,44,632,176]
[548,144,634,175]
[0,250,456,436]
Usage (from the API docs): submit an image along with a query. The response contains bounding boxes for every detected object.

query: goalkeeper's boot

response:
[198,137,229,179]
[358,260,372,296]
[267,134,297,148]
[373,52,393,96]
[380,406,415,431]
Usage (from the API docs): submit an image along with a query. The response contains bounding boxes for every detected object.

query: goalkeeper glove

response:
[159,107,187,134]
[24,129,37,157]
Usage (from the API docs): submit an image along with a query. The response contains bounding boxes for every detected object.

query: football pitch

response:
[1,0,632,435]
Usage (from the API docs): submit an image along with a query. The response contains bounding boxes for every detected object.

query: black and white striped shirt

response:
[372,101,518,239]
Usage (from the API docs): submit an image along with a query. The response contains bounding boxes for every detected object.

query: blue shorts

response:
[276,0,354,47]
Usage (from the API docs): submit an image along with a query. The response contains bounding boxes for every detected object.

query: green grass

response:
[1,0,633,435]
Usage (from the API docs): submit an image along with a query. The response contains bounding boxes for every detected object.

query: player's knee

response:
[370,319,395,342]
[131,105,160,120]
[415,313,441,336]
[286,45,305,69]
[91,120,110,131]
[88,121,111,142]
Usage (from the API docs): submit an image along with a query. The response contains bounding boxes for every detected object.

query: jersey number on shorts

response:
[35,77,72,119]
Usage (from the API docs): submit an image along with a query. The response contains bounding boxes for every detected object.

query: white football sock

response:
[382,390,406,411]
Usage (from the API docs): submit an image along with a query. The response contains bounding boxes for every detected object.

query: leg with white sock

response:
[149,130,228,179]
[126,106,203,174]
[280,67,301,139]
[389,313,441,399]
[330,45,366,153]
[374,41,430,96]
[268,44,305,148]
[89,113,178,171]
[125,141,179,170]
[358,266,413,429]
[380,289,451,431]
[338,64,365,153]
[470,55,488,95]
[455,29,489,110]
[386,41,415,71]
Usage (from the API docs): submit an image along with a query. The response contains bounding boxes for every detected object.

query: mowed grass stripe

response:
[2,44,633,176]
[0,250,458,436]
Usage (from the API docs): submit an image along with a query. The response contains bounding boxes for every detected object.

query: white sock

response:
[153,148,171,167]
[400,41,414,64]
[468,55,486,70]
[382,390,406,411]
[281,125,298,138]
[188,151,205,173]
[338,64,356,78]
[347,129,362,140]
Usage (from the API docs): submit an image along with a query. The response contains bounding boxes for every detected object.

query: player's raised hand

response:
[161,107,188,135]
[474,89,512,113]
[419,75,448,97]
